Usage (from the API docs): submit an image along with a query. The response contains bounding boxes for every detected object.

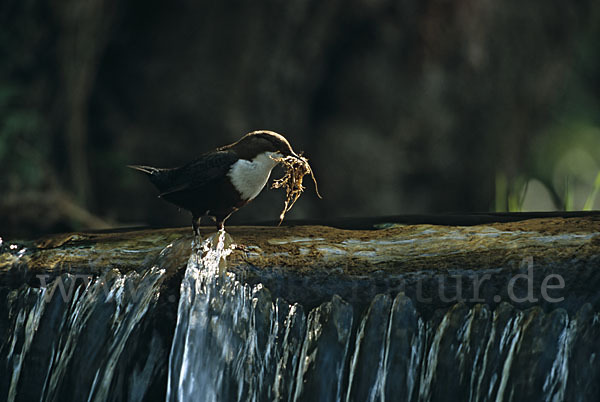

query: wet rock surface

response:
[2,214,598,310]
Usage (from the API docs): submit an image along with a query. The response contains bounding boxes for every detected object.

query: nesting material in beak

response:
[270,153,322,225]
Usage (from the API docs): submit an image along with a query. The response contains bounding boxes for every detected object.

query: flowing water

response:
[0,258,169,402]
[165,234,600,402]
[2,232,600,401]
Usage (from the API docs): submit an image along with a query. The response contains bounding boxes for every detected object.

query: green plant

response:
[583,171,600,210]
[494,172,529,212]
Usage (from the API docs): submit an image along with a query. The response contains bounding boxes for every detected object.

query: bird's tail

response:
[127,165,162,175]
[128,164,173,192]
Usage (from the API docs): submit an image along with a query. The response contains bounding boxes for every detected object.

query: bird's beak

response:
[290,150,302,161]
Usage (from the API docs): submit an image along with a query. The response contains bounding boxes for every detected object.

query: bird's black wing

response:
[156,150,238,197]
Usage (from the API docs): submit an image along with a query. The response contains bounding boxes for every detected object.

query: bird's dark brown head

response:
[226,130,298,160]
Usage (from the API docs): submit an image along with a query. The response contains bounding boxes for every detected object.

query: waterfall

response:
[166,232,356,402]
[1,262,168,402]
[2,233,600,401]
[164,235,600,402]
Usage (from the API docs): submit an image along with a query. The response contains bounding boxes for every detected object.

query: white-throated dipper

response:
[129,130,300,235]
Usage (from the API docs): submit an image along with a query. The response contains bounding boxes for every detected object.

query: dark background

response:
[1,0,599,238]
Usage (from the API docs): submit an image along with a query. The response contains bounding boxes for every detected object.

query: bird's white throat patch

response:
[227,151,282,201]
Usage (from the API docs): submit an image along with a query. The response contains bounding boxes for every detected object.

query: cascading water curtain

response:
[166,239,600,402]
[1,267,166,402]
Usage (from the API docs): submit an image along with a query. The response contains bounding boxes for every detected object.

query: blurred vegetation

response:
[1,0,600,238]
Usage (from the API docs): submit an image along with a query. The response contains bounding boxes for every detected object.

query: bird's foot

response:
[216,230,250,252]
[232,243,250,253]
[204,228,248,250]
[219,230,250,252]
[192,229,233,276]
[191,228,249,275]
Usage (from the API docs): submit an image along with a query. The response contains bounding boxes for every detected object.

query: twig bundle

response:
[271,154,322,224]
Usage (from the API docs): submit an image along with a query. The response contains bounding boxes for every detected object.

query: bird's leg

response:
[192,215,202,251]
[214,210,233,232]
[216,211,249,252]
[193,216,202,237]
